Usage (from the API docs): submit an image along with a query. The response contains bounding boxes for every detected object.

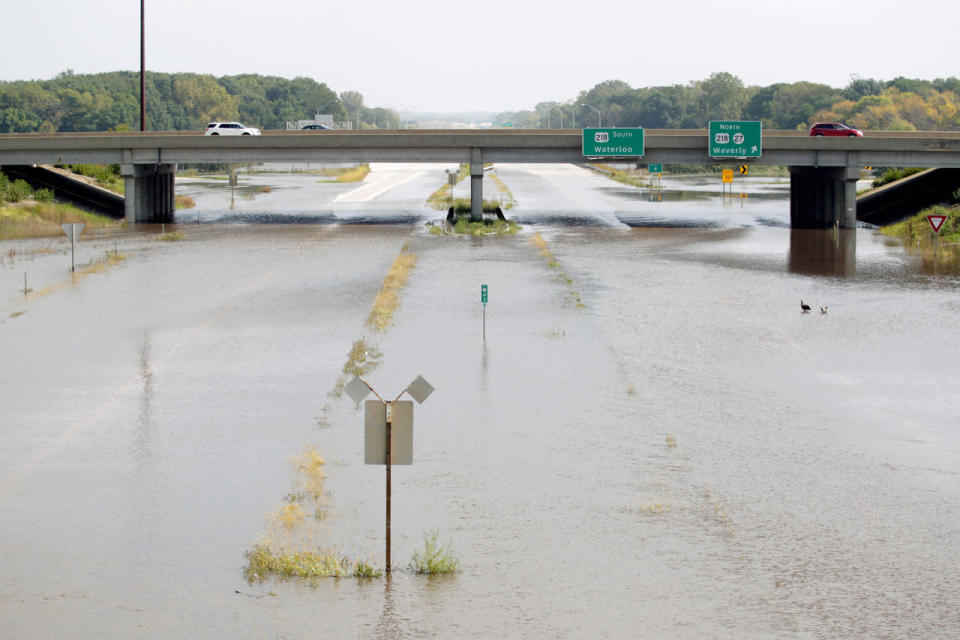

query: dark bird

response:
[800,300,811,313]
[820,306,828,314]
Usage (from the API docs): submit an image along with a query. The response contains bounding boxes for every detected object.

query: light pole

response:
[584,103,601,128]
[345,374,435,573]
[140,0,146,131]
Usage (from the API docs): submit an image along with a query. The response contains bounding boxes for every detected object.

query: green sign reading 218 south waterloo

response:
[582,128,644,157]
[709,121,762,158]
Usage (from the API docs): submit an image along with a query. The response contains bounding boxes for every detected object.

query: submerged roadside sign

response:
[709,121,762,158]
[583,128,644,157]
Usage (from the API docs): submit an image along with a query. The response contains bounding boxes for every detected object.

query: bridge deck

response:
[2,130,960,168]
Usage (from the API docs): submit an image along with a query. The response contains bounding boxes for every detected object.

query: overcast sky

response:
[1,0,956,114]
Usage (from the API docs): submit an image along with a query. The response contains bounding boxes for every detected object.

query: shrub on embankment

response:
[0,171,117,239]
[881,205,959,243]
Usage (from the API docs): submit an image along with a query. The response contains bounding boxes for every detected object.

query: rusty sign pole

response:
[347,374,434,574]
[385,405,392,572]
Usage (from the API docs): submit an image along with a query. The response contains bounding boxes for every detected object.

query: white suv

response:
[204,122,261,136]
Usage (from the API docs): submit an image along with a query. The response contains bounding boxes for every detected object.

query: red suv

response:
[809,122,863,137]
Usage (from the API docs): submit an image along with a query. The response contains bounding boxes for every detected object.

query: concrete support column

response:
[470,148,483,222]
[121,163,177,224]
[788,165,859,229]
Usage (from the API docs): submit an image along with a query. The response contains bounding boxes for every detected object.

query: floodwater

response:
[1,164,959,638]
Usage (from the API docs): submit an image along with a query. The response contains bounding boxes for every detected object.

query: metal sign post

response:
[927,214,947,257]
[348,375,434,573]
[61,223,85,272]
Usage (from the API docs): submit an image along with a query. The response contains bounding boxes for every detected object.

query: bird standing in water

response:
[820,306,828,314]
[800,300,811,313]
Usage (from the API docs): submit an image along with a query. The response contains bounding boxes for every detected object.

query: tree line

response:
[494,73,960,132]
[0,70,397,132]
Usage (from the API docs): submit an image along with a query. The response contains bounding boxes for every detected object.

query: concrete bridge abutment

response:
[470,148,483,222]
[789,165,859,229]
[122,163,176,224]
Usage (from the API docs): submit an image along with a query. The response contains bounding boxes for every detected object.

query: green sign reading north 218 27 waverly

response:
[582,128,644,157]
[709,121,762,158]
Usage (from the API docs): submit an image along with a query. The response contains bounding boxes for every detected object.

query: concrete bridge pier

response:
[470,148,483,222]
[122,163,176,224]
[789,165,859,229]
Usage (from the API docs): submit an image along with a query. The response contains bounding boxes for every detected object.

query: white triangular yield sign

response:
[926,214,947,234]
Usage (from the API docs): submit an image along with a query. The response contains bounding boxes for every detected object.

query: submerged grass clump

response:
[245,443,383,582]
[174,195,195,209]
[317,164,371,183]
[409,530,460,575]
[293,445,327,501]
[245,544,376,580]
[331,338,383,398]
[531,232,585,309]
[367,244,418,331]
[450,218,521,237]
[157,231,184,242]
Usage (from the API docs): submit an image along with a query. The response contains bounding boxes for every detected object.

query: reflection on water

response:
[789,229,857,277]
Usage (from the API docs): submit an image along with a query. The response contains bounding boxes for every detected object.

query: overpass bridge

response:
[2,129,959,227]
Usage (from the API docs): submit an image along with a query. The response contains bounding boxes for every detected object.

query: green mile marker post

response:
[481,284,488,341]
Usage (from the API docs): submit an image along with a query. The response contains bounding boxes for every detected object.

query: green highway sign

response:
[648,163,663,173]
[481,284,488,304]
[709,121,762,158]
[582,128,644,157]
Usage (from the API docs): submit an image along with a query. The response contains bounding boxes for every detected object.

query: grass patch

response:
[449,218,521,237]
[174,195,195,209]
[292,445,327,502]
[63,164,124,193]
[409,530,459,575]
[257,186,272,193]
[366,244,418,331]
[531,233,585,309]
[331,339,383,398]
[157,231,184,242]
[881,204,959,244]
[589,163,647,188]
[317,164,371,183]
[872,167,925,188]
[487,172,517,209]
[0,201,119,240]
[245,544,379,581]
[426,165,469,209]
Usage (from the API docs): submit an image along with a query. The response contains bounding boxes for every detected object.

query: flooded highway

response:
[2,164,959,638]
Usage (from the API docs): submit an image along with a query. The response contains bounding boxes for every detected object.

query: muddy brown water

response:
[1,166,958,638]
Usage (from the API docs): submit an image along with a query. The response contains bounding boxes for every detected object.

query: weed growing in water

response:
[157,231,184,242]
[531,233,586,309]
[244,544,354,581]
[353,560,382,578]
[665,435,677,449]
[409,530,460,575]
[293,445,327,501]
[366,244,418,331]
[272,503,305,531]
[174,195,195,209]
[636,501,672,514]
[450,218,521,236]
[331,339,383,397]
